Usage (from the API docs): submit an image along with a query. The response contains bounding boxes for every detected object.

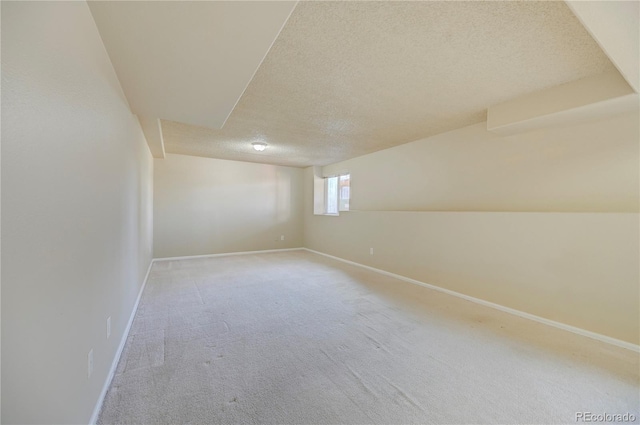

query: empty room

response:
[2,1,639,424]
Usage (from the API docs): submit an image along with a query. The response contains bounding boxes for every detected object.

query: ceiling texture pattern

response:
[93,1,618,168]
[88,1,296,129]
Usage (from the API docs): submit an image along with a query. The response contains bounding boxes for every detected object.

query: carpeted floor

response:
[98,250,639,424]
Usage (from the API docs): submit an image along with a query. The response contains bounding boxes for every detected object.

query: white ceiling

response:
[91,1,624,168]
[88,1,296,129]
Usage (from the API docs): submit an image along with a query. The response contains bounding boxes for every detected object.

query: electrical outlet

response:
[88,349,94,379]
[280,235,285,241]
[370,247,374,255]
[107,316,111,339]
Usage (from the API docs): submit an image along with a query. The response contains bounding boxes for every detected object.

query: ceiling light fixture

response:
[252,141,268,152]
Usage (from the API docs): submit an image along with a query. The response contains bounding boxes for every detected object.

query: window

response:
[326,176,338,214]
[314,172,350,216]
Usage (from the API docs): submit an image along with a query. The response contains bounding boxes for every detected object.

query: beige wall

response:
[304,113,640,344]
[154,154,303,258]
[322,112,639,213]
[2,2,154,424]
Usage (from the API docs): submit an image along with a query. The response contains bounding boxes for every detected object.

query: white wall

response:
[1,2,154,424]
[154,154,303,258]
[326,112,639,213]
[304,112,639,345]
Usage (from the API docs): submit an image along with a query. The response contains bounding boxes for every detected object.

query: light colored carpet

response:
[98,250,639,424]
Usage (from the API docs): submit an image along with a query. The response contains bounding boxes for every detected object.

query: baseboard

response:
[303,248,640,353]
[89,259,154,425]
[153,247,304,262]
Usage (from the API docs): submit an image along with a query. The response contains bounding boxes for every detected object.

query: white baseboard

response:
[303,248,640,353]
[87,244,638,424]
[89,248,304,423]
[153,247,304,262]
[89,259,154,425]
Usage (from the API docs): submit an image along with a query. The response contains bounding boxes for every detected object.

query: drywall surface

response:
[566,0,639,93]
[304,208,639,345]
[2,2,153,424]
[323,111,639,213]
[154,154,303,258]
[304,113,640,345]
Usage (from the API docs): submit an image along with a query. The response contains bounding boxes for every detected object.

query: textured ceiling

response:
[162,1,615,168]
[88,1,295,129]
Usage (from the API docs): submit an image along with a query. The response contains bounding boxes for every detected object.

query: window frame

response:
[314,172,350,216]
